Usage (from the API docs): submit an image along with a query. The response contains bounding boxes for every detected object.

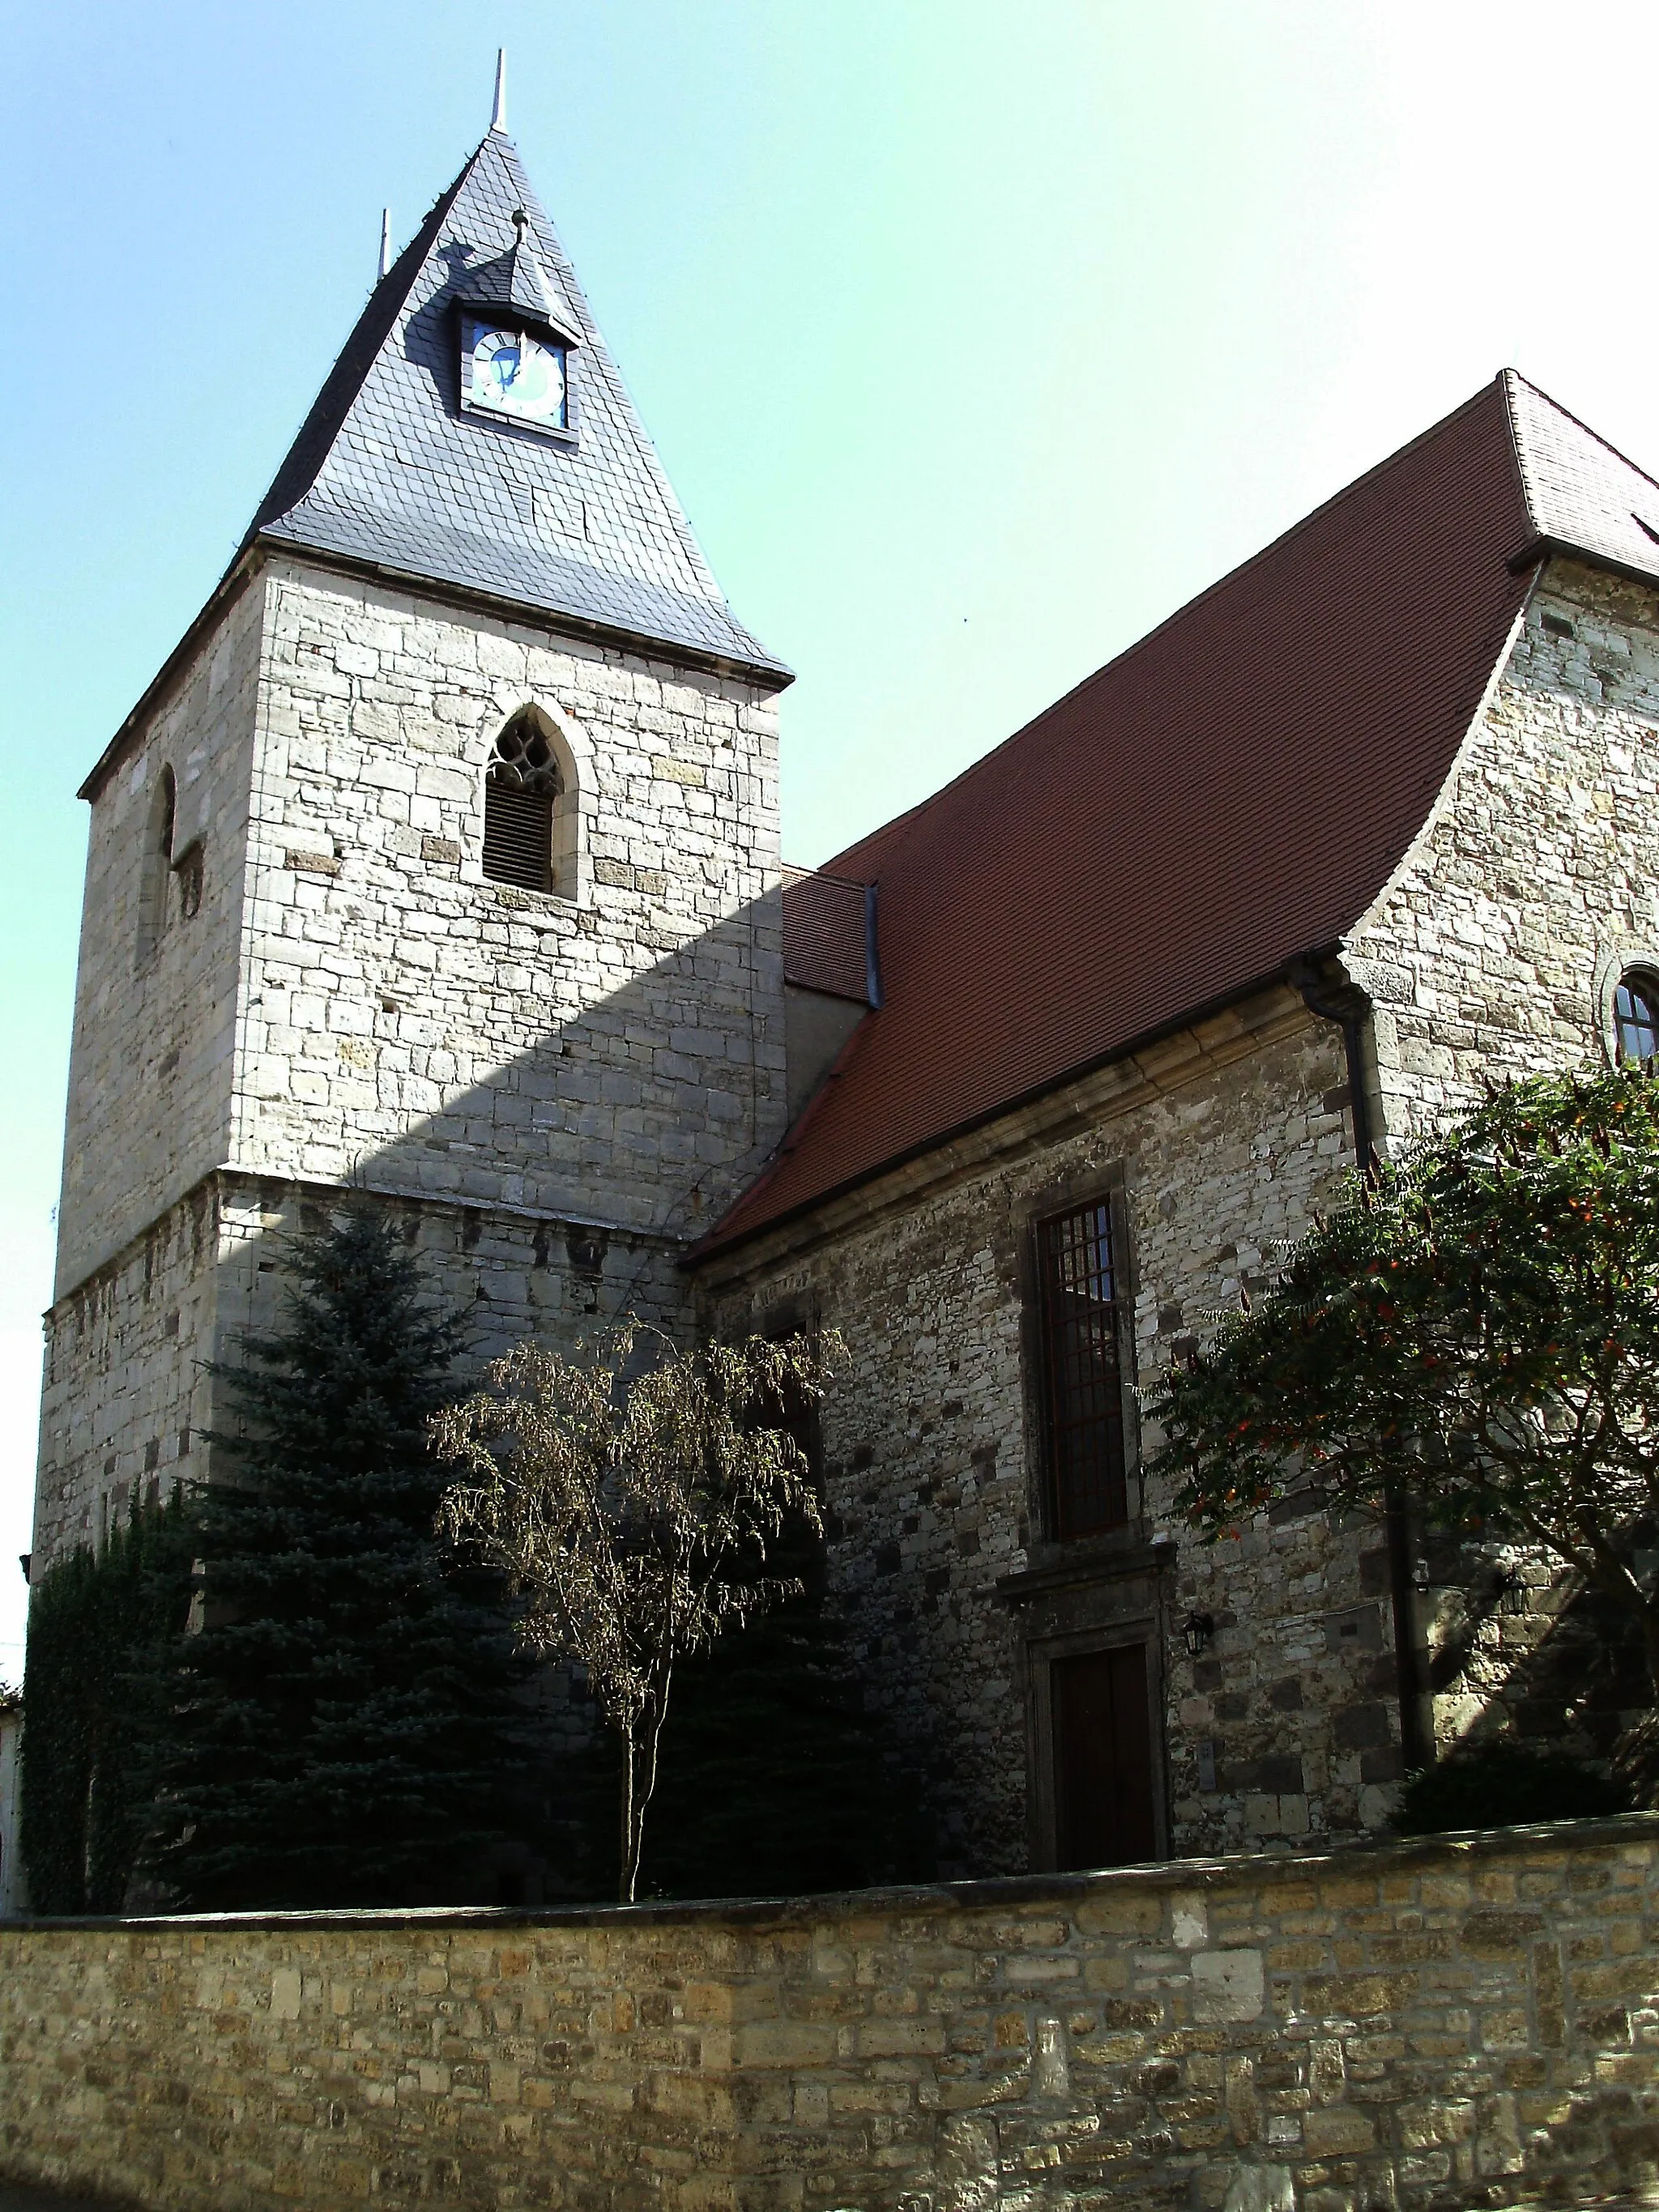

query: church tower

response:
[32,96,791,1568]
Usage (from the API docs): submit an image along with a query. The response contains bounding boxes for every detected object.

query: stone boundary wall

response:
[3,1817,1658,2212]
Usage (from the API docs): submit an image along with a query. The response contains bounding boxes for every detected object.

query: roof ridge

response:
[492,134,734,618]
[817,375,1514,883]
[1496,366,1539,535]
[251,142,484,539]
[783,860,869,889]
[476,135,735,615]
[1503,367,1659,520]
[821,794,935,882]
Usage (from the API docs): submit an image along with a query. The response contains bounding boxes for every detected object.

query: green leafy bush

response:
[1152,1068,1659,1703]
[1397,1740,1631,1835]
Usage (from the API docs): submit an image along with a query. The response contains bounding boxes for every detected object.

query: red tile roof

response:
[699,374,1657,1259]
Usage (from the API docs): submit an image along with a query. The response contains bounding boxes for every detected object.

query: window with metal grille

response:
[483,710,564,893]
[1614,970,1659,1068]
[1036,1197,1128,1537]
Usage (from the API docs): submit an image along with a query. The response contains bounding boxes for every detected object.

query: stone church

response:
[30,106,1659,1884]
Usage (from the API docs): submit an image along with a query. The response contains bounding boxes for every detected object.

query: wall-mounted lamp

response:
[1411,1556,1434,1594]
[1497,1568,1529,1617]
[1182,1613,1214,1657]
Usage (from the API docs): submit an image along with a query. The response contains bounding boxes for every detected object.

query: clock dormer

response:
[457,208,583,441]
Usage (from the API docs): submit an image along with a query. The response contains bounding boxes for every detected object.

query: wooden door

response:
[1051,1643,1156,1869]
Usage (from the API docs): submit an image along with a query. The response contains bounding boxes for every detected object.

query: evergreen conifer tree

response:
[631,1518,926,1900]
[144,1208,540,1909]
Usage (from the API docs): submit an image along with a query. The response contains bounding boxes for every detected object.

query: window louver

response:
[483,778,554,892]
[482,710,564,893]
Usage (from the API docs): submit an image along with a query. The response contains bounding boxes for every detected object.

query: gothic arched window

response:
[135,765,177,967]
[483,708,567,895]
[1614,969,1659,1068]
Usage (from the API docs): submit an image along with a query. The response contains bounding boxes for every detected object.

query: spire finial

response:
[491,49,508,134]
[378,208,392,282]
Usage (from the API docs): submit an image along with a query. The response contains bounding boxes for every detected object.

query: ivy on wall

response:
[19,1494,194,1915]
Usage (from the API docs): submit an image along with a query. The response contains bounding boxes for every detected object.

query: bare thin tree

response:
[432,1324,843,1902]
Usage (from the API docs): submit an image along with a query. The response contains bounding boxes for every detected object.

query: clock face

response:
[463,315,569,432]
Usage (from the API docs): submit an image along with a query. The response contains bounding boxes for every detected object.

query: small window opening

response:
[483,709,565,893]
[1035,1197,1130,1538]
[136,765,177,967]
[1614,970,1659,1068]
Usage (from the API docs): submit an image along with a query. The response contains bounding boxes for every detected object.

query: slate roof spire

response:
[246,117,787,680]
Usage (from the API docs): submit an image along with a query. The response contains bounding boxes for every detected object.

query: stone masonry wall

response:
[1350,559,1659,1138]
[33,1180,220,1566]
[3,1816,1657,2212]
[703,993,1376,1877]
[41,549,789,1570]
[55,579,264,1295]
[237,560,788,1243]
[33,1169,696,1573]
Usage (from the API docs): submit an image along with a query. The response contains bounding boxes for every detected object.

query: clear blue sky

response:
[5,0,1659,1679]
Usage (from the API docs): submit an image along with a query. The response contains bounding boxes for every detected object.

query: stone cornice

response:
[48,1165,693,1318]
[693,982,1320,1286]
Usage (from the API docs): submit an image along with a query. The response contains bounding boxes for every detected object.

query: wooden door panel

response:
[1052,1643,1155,1869]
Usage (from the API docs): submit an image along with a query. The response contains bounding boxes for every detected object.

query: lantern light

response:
[1182,1613,1214,1658]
